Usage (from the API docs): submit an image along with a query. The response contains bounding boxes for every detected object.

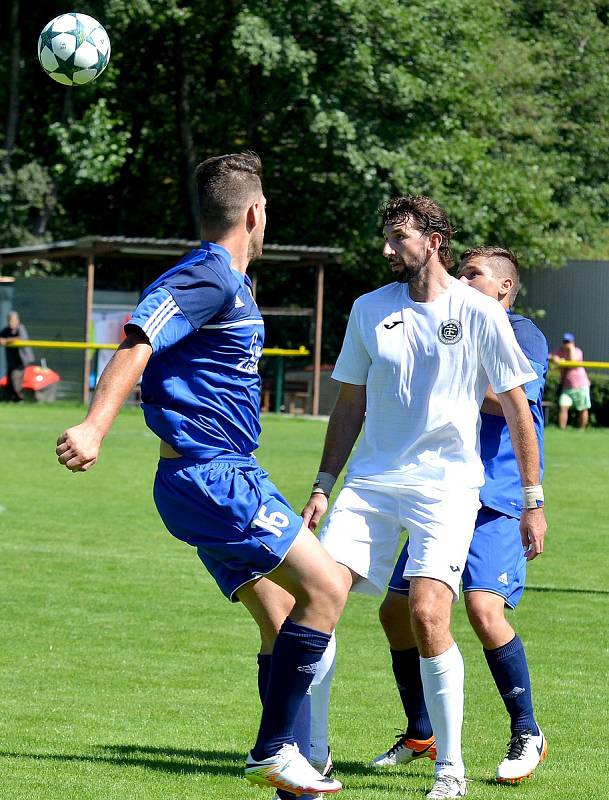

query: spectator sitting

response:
[0,311,35,402]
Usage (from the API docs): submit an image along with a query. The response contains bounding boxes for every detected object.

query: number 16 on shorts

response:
[253,504,291,537]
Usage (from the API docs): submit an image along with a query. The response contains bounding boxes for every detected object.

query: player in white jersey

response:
[302,196,547,800]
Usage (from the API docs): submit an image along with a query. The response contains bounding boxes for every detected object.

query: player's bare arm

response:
[497,385,547,560]
[302,382,366,530]
[480,385,503,416]
[56,331,152,472]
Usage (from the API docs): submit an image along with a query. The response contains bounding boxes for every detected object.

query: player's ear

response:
[428,231,442,256]
[246,199,262,234]
[501,276,514,297]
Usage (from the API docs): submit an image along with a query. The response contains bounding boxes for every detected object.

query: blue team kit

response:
[127,242,302,600]
[389,312,548,607]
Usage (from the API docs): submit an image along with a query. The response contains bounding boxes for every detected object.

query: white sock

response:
[310,631,337,764]
[419,642,465,779]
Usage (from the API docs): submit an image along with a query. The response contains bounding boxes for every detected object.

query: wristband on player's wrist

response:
[522,484,544,509]
[311,471,337,498]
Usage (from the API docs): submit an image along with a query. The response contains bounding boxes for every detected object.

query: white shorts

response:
[319,480,480,598]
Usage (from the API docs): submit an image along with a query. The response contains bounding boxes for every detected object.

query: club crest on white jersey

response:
[437,319,463,344]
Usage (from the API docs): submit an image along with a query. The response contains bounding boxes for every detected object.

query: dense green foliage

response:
[3,1,609,344]
[590,371,609,425]
[1,406,608,799]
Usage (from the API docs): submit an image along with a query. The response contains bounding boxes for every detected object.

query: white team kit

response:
[320,276,536,596]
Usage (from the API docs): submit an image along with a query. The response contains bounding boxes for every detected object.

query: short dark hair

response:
[461,246,521,304]
[380,195,455,269]
[195,151,263,234]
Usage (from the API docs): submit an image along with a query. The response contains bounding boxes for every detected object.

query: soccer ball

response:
[37,13,111,86]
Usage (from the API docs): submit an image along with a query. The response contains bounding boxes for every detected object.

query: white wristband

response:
[311,471,337,497]
[523,484,544,509]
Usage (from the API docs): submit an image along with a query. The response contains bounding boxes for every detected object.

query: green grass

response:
[0,405,607,799]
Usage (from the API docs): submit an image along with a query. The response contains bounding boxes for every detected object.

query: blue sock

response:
[484,635,539,735]
[252,618,330,761]
[257,653,315,800]
[390,647,433,740]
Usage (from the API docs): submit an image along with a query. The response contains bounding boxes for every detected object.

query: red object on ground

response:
[0,364,61,389]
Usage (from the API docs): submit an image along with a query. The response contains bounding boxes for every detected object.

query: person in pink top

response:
[552,332,590,429]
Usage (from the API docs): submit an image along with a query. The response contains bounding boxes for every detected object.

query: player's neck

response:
[408,259,451,302]
[212,233,250,274]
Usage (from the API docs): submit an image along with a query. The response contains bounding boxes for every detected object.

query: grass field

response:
[1,405,608,800]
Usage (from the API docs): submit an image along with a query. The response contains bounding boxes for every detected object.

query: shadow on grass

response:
[0,745,243,776]
[527,585,609,596]
[335,758,432,779]
[103,745,421,784]
[0,744,428,788]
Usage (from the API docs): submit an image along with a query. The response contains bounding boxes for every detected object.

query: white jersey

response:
[332,276,536,489]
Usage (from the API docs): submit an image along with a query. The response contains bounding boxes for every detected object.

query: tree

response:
[3,1,609,353]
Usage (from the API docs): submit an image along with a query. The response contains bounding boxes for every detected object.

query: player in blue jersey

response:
[369,246,549,784]
[56,152,347,797]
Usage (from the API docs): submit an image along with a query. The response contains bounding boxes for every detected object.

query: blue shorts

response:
[388,506,527,608]
[153,454,304,601]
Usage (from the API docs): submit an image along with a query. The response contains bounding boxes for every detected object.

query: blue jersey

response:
[479,312,548,518]
[126,242,264,459]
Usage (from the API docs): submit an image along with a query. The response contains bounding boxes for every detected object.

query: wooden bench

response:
[261,378,310,413]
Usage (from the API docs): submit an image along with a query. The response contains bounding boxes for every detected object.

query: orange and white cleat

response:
[245,743,342,795]
[496,729,548,784]
[272,749,334,800]
[371,733,436,767]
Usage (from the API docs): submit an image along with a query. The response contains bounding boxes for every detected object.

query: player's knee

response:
[289,572,347,630]
[465,595,503,641]
[379,593,416,649]
[324,568,352,623]
[318,572,349,623]
[378,597,394,634]
[467,607,492,640]
[409,594,447,637]
[256,611,286,651]
[258,623,279,654]
[379,593,407,634]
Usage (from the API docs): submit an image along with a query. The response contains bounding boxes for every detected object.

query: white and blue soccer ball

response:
[38,13,111,86]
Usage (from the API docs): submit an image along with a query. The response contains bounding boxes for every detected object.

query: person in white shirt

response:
[302,195,547,800]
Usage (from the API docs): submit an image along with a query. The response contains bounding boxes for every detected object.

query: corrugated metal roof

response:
[0,236,343,265]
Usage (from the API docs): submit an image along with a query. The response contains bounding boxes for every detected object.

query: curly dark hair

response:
[380,195,455,269]
[195,151,263,234]
[460,245,521,304]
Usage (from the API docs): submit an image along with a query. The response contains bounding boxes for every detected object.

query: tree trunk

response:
[3,0,21,171]
[176,27,199,237]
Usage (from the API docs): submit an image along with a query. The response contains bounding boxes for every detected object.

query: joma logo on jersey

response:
[437,319,463,345]
[253,504,290,537]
